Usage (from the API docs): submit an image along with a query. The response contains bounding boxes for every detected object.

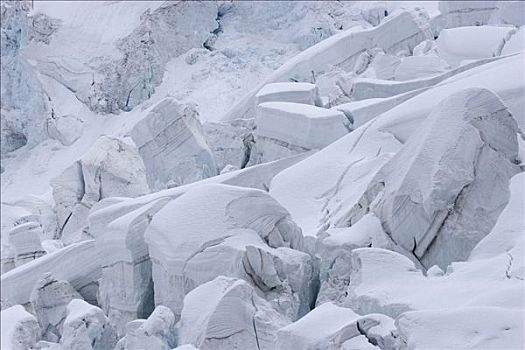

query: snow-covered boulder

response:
[130,98,216,190]
[253,102,350,163]
[144,184,313,320]
[115,306,176,350]
[275,302,403,350]
[1,305,41,350]
[255,82,322,106]
[60,299,117,350]
[344,88,519,269]
[178,277,289,350]
[7,222,45,268]
[436,26,514,66]
[30,273,81,342]
[51,136,149,244]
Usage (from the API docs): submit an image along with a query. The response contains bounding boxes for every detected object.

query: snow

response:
[178,276,289,350]
[255,82,322,106]
[256,101,350,151]
[436,26,514,66]
[2,1,525,349]
[1,305,40,350]
[397,307,524,349]
[1,240,100,306]
[222,9,431,121]
[501,27,525,56]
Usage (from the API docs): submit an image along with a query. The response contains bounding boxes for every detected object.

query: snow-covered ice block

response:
[203,119,254,172]
[223,10,431,121]
[94,197,170,336]
[469,173,525,279]
[1,240,100,307]
[366,52,401,80]
[46,114,84,146]
[1,197,57,242]
[60,299,117,350]
[333,88,424,128]
[434,1,498,33]
[394,56,450,81]
[270,53,524,241]
[501,27,525,56]
[51,136,149,244]
[436,26,514,67]
[316,214,393,305]
[131,98,217,190]
[350,55,502,100]
[30,273,81,342]
[345,88,519,268]
[253,102,349,162]
[144,184,312,320]
[1,305,40,350]
[344,244,524,319]
[255,82,322,106]
[275,302,402,350]
[115,305,176,350]
[8,222,46,268]
[397,307,524,350]
[178,277,289,350]
[489,1,525,27]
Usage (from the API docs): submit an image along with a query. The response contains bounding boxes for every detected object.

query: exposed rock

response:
[130,98,216,190]
[178,277,289,350]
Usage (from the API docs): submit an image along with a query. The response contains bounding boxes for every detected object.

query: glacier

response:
[1,1,524,349]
